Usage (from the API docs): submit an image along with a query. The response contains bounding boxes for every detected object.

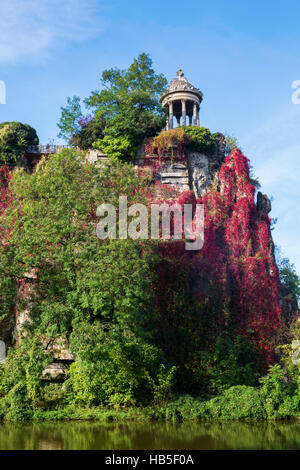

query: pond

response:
[0,420,299,450]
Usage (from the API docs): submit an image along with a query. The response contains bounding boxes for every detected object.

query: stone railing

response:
[26,144,73,154]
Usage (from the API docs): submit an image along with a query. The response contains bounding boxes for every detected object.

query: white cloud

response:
[0,0,104,63]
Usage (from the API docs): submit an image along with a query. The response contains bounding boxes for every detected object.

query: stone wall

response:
[85,134,226,198]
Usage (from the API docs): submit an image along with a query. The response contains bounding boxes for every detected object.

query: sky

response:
[1,0,300,272]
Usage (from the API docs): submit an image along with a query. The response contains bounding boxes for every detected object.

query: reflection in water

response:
[0,420,299,450]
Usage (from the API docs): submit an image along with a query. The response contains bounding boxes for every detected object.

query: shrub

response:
[205,386,267,420]
[152,128,190,157]
[183,126,217,155]
[68,322,175,408]
[0,121,39,165]
[259,364,300,418]
[93,135,136,161]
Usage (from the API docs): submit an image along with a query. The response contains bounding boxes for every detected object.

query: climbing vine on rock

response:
[143,148,282,392]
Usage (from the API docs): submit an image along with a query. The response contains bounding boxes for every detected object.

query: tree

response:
[0,122,39,165]
[58,96,105,149]
[70,116,105,150]
[224,134,239,155]
[58,53,167,157]
[87,53,167,142]
[57,96,82,141]
[276,247,300,313]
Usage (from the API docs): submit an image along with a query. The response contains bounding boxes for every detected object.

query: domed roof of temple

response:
[160,69,203,101]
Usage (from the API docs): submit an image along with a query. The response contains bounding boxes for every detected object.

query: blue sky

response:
[1,0,300,272]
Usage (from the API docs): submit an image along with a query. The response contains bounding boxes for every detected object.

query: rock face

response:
[42,339,75,382]
[42,363,69,381]
[45,337,75,361]
[152,134,226,197]
[84,134,226,198]
[257,192,272,214]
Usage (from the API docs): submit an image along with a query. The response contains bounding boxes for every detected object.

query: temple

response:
[160,69,203,129]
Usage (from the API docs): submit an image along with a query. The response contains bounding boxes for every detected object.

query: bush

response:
[183,126,217,155]
[0,121,39,165]
[205,386,267,420]
[152,387,266,421]
[0,335,52,420]
[93,135,136,161]
[68,322,175,408]
[259,364,300,418]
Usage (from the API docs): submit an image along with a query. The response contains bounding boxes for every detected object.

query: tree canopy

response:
[58,53,167,158]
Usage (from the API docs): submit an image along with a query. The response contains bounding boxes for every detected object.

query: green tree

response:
[278,256,300,311]
[70,117,105,150]
[57,96,82,141]
[224,134,239,155]
[85,53,167,142]
[58,54,167,157]
[0,122,39,165]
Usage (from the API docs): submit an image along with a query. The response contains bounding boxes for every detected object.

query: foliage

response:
[259,364,300,418]
[0,122,39,165]
[58,54,167,154]
[57,97,106,149]
[93,134,136,161]
[57,96,82,141]
[204,333,261,394]
[0,144,297,420]
[0,335,51,421]
[151,128,190,162]
[183,126,217,155]
[278,317,300,383]
[145,149,282,391]
[84,53,167,146]
[70,117,105,150]
[151,365,299,421]
[0,165,15,338]
[68,322,175,407]
[0,148,176,415]
[224,134,239,155]
[277,253,300,311]
[0,149,156,333]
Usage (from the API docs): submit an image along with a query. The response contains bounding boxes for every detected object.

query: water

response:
[0,420,299,450]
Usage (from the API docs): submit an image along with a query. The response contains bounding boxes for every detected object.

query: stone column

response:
[196,105,200,126]
[193,102,197,126]
[181,99,186,126]
[169,101,173,129]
